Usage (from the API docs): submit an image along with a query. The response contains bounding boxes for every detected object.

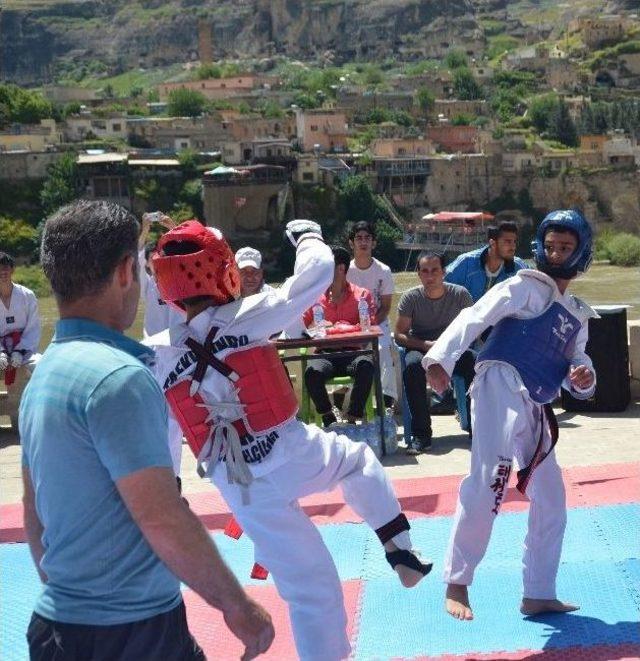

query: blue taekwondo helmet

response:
[532,208,593,280]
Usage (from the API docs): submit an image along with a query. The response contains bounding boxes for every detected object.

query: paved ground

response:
[2,399,639,504]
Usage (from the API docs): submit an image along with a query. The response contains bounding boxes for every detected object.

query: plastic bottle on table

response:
[312,304,326,338]
[358,295,371,332]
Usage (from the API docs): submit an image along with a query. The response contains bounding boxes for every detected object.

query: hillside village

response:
[2,8,640,266]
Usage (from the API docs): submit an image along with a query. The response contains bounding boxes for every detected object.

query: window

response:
[112,123,121,132]
[303,172,314,181]
[398,148,406,156]
[310,125,318,131]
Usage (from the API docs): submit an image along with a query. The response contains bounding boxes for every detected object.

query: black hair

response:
[0,252,15,268]
[416,250,447,270]
[41,200,139,304]
[544,224,579,241]
[488,221,518,241]
[332,245,352,271]
[348,221,376,241]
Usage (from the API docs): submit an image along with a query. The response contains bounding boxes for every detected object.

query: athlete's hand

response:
[285,219,322,247]
[9,351,23,368]
[223,596,275,660]
[569,365,594,391]
[0,352,8,371]
[427,363,450,397]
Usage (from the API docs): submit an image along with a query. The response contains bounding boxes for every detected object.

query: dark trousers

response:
[27,601,205,661]
[403,349,476,437]
[305,352,374,418]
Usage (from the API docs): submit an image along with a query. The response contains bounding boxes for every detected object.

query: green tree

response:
[40,153,82,217]
[196,63,222,79]
[416,87,435,114]
[548,100,578,147]
[0,84,54,124]
[452,68,483,100]
[259,100,284,119]
[445,49,468,69]
[337,174,381,223]
[177,149,199,177]
[451,113,473,126]
[0,217,39,257]
[363,65,384,86]
[365,107,391,124]
[167,88,207,117]
[528,94,560,134]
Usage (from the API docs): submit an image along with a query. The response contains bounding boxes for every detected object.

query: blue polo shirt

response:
[19,318,181,625]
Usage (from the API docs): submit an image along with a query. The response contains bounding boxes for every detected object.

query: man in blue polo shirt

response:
[19,200,273,661]
[445,221,527,302]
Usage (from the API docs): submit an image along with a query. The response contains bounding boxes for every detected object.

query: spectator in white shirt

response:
[347,221,397,405]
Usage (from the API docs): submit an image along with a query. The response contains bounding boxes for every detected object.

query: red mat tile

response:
[404,643,640,660]
[183,579,362,660]
[2,462,638,542]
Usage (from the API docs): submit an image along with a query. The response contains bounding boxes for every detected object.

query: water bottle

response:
[383,413,399,455]
[358,295,371,332]
[312,304,326,338]
[365,420,382,459]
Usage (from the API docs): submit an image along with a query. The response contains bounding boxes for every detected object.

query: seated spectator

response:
[303,246,376,428]
[346,220,397,407]
[0,251,41,375]
[235,247,275,297]
[395,252,474,455]
[445,221,527,302]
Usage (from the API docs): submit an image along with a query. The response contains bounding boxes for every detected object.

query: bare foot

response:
[446,583,474,620]
[394,562,427,588]
[520,598,580,616]
[384,542,430,588]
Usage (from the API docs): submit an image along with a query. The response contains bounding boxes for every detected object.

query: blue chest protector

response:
[478,301,581,404]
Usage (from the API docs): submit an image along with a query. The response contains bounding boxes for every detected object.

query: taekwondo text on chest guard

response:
[163,334,249,390]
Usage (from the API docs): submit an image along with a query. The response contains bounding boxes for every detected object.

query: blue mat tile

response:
[0,544,41,661]
[354,559,640,659]
[3,502,638,661]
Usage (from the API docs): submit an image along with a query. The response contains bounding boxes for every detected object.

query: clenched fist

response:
[285,219,323,247]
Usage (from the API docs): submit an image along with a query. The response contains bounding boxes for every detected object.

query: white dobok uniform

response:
[0,283,41,371]
[423,270,596,599]
[140,251,185,475]
[149,237,413,661]
[347,257,397,399]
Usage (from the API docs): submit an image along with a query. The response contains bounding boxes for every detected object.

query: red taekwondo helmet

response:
[153,220,241,308]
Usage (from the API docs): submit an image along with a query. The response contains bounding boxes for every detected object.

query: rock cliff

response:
[1,0,477,85]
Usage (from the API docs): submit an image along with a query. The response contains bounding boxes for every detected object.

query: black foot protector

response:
[375,513,410,545]
[385,549,433,576]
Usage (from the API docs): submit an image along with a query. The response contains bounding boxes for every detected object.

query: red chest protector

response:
[165,334,297,463]
[1,331,22,386]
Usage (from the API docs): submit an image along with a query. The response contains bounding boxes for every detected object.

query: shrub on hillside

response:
[606,233,640,266]
[13,265,51,298]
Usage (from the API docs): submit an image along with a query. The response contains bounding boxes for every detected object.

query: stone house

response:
[0,120,62,152]
[425,125,479,153]
[0,150,63,179]
[157,75,280,101]
[64,115,128,142]
[434,99,488,120]
[294,109,349,153]
[369,138,435,158]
